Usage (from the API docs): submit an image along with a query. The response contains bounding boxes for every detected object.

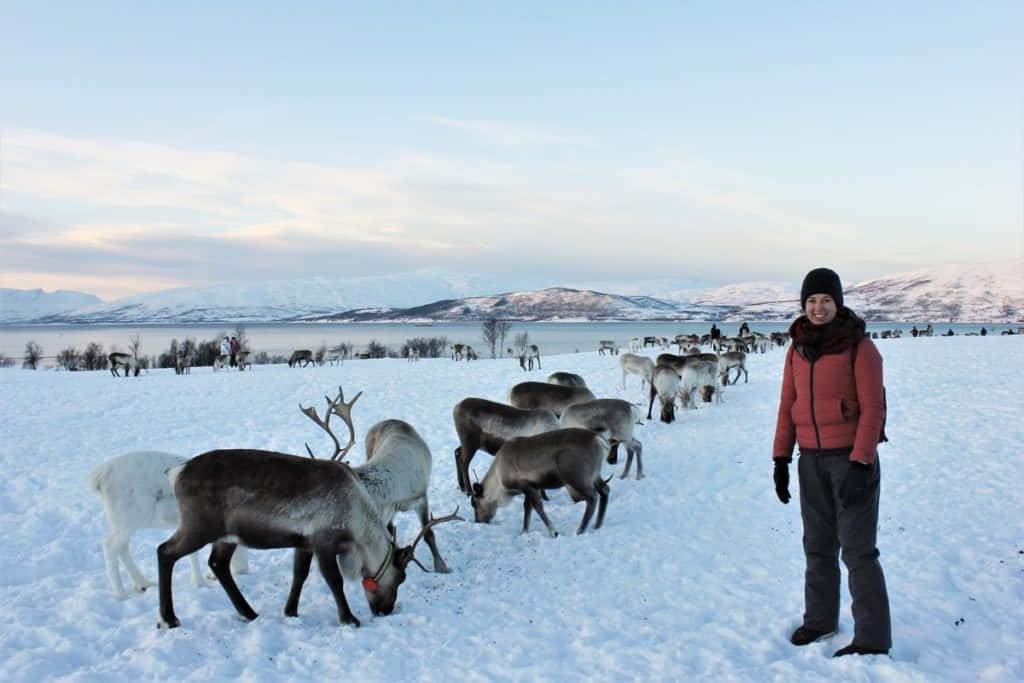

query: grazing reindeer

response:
[619,353,655,392]
[157,446,459,629]
[407,348,420,362]
[647,365,682,423]
[451,344,465,361]
[236,351,252,371]
[629,337,643,353]
[89,451,248,600]
[288,349,314,367]
[718,351,748,385]
[287,408,453,603]
[507,381,595,418]
[597,340,619,355]
[108,352,141,377]
[174,353,191,375]
[471,428,611,537]
[519,344,541,371]
[679,360,723,408]
[560,399,644,480]
[546,371,587,388]
[452,398,560,494]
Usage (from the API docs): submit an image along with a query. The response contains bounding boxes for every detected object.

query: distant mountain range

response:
[1,261,1021,324]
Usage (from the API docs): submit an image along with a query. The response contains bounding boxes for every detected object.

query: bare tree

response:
[128,334,143,362]
[82,342,107,371]
[57,346,81,371]
[480,318,512,359]
[234,324,249,351]
[23,341,43,369]
[514,331,531,355]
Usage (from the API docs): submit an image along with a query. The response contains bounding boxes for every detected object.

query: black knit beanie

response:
[800,267,844,309]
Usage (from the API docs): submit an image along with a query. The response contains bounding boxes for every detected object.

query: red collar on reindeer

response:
[362,543,395,592]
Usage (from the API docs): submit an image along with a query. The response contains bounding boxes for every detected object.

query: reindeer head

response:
[361,508,462,615]
[470,482,498,523]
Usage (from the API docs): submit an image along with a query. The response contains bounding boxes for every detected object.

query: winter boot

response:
[790,625,835,646]
[833,643,889,657]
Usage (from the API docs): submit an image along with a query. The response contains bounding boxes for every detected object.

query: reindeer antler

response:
[300,385,363,461]
[401,507,463,572]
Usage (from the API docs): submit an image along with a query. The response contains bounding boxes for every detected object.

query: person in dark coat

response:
[772,267,891,658]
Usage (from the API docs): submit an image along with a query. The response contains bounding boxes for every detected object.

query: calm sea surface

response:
[0,320,1013,362]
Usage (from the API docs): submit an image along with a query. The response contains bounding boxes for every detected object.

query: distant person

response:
[910,326,919,338]
[219,337,231,367]
[945,329,954,336]
[710,323,721,341]
[739,321,750,336]
[229,336,240,367]
[772,267,891,658]
[980,327,987,336]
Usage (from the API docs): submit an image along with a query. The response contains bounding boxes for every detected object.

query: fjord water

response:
[0,321,1013,362]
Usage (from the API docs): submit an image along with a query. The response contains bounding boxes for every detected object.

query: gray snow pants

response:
[798,448,892,650]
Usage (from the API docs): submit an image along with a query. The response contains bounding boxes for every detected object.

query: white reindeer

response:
[679,359,723,409]
[718,351,748,385]
[89,451,249,600]
[560,399,644,480]
[647,365,682,423]
[519,344,541,371]
[619,353,655,392]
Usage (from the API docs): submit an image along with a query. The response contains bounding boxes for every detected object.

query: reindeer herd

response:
[88,325,781,631]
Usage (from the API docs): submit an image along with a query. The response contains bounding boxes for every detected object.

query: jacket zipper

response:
[809,358,822,448]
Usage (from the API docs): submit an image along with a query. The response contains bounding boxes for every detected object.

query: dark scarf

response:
[789,307,866,362]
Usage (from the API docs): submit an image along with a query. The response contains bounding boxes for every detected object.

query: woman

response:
[772,267,891,657]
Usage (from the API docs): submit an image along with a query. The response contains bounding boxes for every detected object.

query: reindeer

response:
[108,352,141,377]
[407,348,420,362]
[507,381,595,418]
[619,353,655,392]
[452,398,560,494]
[451,344,465,361]
[546,371,587,388]
[679,360,723,408]
[236,351,252,371]
[89,451,248,600]
[288,349,314,367]
[519,344,541,371]
[647,365,682,423]
[597,340,619,355]
[157,447,459,629]
[560,399,644,480]
[718,351,748,385]
[470,428,611,537]
[174,353,191,375]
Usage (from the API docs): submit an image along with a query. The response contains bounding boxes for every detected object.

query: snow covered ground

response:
[1,334,1021,682]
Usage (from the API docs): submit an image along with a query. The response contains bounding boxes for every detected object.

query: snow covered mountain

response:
[0,288,103,323]
[2,261,1020,324]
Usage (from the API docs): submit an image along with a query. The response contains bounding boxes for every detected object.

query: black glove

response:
[839,461,872,507]
[773,459,791,504]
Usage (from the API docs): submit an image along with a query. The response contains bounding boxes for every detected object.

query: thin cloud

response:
[419,116,579,146]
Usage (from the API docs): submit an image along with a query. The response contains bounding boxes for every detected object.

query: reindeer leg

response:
[102,532,130,599]
[157,529,209,628]
[524,488,558,538]
[631,440,644,480]
[315,549,360,627]
[284,550,314,617]
[607,441,620,465]
[521,495,533,533]
[576,492,597,534]
[594,478,611,529]
[208,541,258,622]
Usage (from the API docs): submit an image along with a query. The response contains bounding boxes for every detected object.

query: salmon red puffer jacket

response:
[772,338,885,465]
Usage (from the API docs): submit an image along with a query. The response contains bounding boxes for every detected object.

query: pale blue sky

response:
[2,1,1021,300]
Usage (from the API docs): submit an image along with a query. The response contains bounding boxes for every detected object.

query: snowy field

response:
[1,334,1021,682]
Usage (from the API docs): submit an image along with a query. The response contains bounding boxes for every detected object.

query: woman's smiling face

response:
[804,293,838,326]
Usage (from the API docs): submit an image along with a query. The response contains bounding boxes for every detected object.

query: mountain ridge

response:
[2,260,1021,324]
